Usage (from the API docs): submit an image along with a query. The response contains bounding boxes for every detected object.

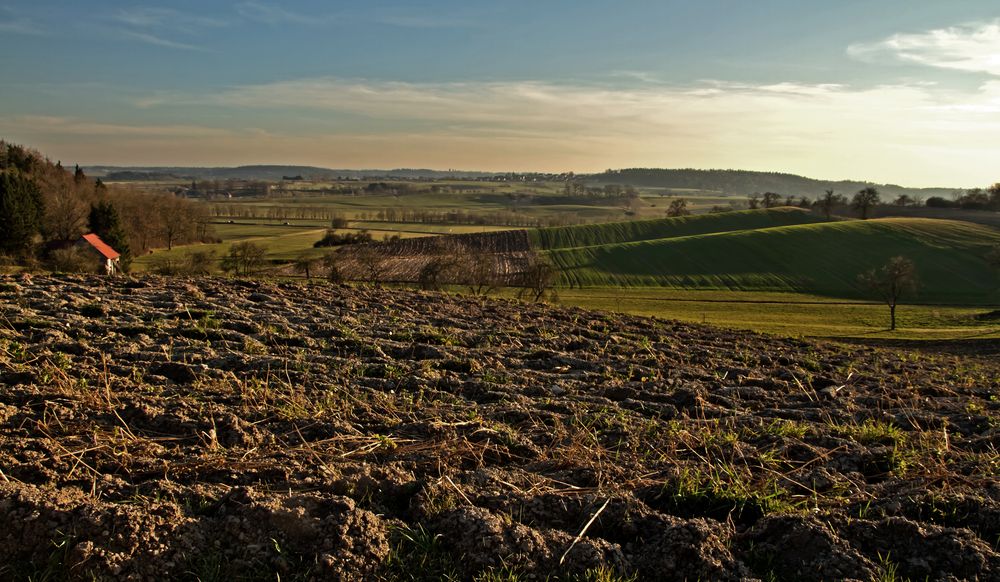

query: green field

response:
[132,228,330,271]
[130,188,1000,341]
[132,220,519,272]
[209,181,745,226]
[530,207,826,249]
[553,288,1000,340]
[544,217,1000,303]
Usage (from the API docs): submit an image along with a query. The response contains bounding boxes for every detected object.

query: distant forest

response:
[589,169,958,198]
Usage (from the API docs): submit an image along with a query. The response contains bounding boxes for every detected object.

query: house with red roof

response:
[76,233,122,275]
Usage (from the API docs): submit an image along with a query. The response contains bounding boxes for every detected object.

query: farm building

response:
[77,233,122,275]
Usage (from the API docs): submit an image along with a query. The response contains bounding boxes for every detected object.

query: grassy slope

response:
[546,218,1000,302]
[554,288,1000,340]
[529,207,826,250]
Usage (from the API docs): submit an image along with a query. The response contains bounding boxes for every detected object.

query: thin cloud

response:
[609,70,665,84]
[235,1,334,26]
[113,7,228,31]
[848,20,1000,76]
[12,75,1000,184]
[106,6,227,50]
[374,13,475,29]
[1,115,235,137]
[0,7,44,35]
[118,29,205,51]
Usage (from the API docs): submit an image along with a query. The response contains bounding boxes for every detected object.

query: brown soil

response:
[0,275,997,581]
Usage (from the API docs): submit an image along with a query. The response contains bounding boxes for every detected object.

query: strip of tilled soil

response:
[0,275,997,581]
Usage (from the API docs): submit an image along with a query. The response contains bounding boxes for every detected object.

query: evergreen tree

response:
[88,200,132,270]
[0,170,45,255]
[74,164,86,184]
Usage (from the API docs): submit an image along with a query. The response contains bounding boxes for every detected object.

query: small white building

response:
[76,233,121,275]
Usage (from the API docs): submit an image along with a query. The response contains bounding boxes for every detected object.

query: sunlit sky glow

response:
[2,1,1000,186]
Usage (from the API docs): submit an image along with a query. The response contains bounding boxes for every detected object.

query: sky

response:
[2,1,1000,186]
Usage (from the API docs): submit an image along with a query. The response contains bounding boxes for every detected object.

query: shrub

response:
[221,242,265,276]
[150,249,217,276]
[48,247,100,274]
[313,230,373,248]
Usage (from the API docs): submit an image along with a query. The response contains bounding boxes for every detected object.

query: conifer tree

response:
[0,170,44,255]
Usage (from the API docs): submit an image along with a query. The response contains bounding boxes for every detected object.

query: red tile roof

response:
[81,233,121,260]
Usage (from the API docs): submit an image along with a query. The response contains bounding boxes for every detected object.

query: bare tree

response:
[184,249,217,275]
[748,193,761,209]
[160,195,196,250]
[351,244,388,286]
[893,194,913,207]
[817,189,845,220]
[852,187,880,220]
[151,249,216,275]
[460,246,501,296]
[292,253,319,280]
[666,198,690,217]
[761,192,781,208]
[221,241,265,276]
[858,256,918,331]
[38,171,88,241]
[321,251,343,283]
[516,254,557,302]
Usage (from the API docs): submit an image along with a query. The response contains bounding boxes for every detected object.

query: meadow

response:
[126,180,1000,342]
[553,287,1000,341]
[544,217,1000,303]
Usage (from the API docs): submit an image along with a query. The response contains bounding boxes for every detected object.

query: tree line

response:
[926,185,1000,211]
[0,141,213,272]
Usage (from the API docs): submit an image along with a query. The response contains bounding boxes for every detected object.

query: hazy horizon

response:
[3,1,1000,187]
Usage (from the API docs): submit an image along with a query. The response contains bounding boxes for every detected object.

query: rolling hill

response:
[544,217,1000,302]
[589,168,957,198]
[530,207,828,250]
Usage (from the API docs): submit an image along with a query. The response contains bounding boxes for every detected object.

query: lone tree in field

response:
[292,254,319,280]
[666,197,690,217]
[852,187,880,219]
[858,256,918,331]
[516,255,557,302]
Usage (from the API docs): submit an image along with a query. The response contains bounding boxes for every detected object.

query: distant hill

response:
[86,164,965,198]
[86,165,503,181]
[543,215,1000,302]
[588,168,958,198]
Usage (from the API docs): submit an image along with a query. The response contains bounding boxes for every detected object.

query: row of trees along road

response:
[0,141,213,271]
